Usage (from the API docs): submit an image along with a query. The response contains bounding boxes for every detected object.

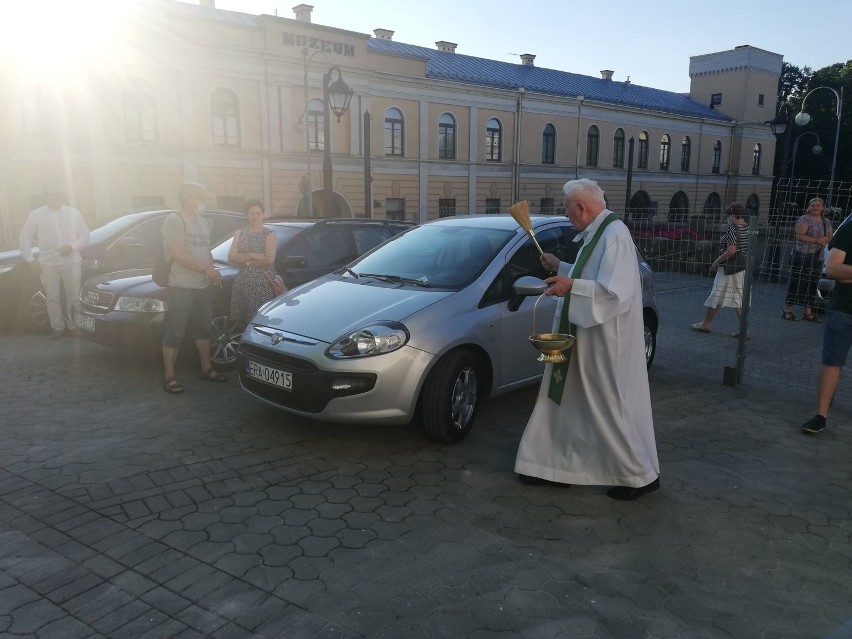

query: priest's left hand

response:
[543,276,573,297]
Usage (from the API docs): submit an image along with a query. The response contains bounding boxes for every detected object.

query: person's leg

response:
[188,287,224,379]
[40,264,64,332]
[803,310,852,432]
[703,305,720,327]
[162,287,191,391]
[816,365,841,417]
[60,263,82,330]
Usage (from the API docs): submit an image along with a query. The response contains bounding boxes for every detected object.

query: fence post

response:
[725,215,759,386]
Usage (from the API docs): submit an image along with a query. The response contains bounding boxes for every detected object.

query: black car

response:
[74,218,414,368]
[0,209,245,332]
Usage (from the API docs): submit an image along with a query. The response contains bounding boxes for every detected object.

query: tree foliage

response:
[777,59,852,196]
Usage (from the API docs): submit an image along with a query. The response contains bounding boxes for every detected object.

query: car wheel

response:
[418,350,480,444]
[209,315,243,370]
[644,319,656,369]
[17,287,52,333]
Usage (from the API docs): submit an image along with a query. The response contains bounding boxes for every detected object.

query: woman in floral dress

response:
[228,200,278,326]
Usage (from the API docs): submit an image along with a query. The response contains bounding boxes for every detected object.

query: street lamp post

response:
[321,66,353,217]
[795,85,844,208]
[300,51,353,218]
[763,108,791,280]
[790,131,823,188]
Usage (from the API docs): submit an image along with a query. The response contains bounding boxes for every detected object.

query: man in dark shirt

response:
[801,216,852,434]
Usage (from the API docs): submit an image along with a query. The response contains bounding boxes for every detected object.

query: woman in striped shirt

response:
[690,203,749,335]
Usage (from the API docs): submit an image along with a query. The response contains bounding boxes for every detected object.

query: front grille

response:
[80,288,115,310]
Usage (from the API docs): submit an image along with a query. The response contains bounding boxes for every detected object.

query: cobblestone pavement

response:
[1,334,851,638]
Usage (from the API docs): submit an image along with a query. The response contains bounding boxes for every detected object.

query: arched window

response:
[541,123,556,164]
[586,125,600,166]
[659,134,671,170]
[307,98,324,151]
[211,88,240,147]
[123,79,157,142]
[384,107,404,156]
[438,113,456,159]
[613,128,625,168]
[638,131,649,169]
[746,194,759,217]
[486,118,502,162]
[703,192,722,216]
[752,143,762,175]
[681,136,691,172]
[669,191,689,222]
[712,140,722,174]
[629,190,653,220]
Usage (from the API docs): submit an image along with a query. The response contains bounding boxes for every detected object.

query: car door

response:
[480,225,579,388]
[278,225,357,288]
[101,216,166,273]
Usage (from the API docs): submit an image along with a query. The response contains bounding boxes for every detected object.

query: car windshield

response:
[211,224,306,262]
[351,224,514,289]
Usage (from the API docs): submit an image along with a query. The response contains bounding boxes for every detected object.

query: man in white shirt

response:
[19,184,91,339]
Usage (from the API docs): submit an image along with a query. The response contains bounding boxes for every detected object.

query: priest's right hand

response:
[540,253,560,273]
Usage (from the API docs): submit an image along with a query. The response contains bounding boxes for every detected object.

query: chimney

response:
[374,28,394,40]
[520,53,535,66]
[600,69,614,80]
[292,4,313,22]
[436,40,457,53]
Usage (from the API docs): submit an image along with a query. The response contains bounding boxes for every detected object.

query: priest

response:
[514,179,660,500]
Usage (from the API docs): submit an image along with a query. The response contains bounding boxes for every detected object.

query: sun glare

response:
[0,0,134,80]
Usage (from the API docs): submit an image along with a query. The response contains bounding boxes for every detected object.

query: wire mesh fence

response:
[631,178,852,413]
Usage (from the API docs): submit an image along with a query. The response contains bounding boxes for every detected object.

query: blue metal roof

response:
[368,39,732,122]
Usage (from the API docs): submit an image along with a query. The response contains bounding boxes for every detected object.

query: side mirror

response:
[280,255,308,270]
[508,276,550,312]
[513,276,549,296]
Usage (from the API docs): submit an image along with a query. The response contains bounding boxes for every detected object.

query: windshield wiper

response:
[358,273,431,287]
[339,267,359,278]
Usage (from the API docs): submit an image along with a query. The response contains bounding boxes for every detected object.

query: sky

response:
[203,0,852,93]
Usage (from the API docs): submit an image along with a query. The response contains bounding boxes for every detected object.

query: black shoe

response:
[49,330,64,341]
[518,474,569,487]
[607,478,660,501]
[801,415,826,434]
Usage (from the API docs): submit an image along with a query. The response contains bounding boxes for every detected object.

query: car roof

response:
[421,214,569,231]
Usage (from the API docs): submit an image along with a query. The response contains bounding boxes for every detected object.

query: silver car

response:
[238,215,659,443]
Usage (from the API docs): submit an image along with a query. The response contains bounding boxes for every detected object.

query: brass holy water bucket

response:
[529,293,575,363]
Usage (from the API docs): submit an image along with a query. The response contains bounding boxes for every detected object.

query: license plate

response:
[76,314,95,332]
[245,359,293,390]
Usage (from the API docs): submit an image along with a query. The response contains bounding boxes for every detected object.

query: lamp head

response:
[795,112,811,126]
[767,110,789,136]
[295,115,305,135]
[812,145,822,155]
[325,67,354,122]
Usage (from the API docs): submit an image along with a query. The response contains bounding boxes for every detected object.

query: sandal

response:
[163,377,185,394]
[689,322,711,333]
[199,368,228,383]
[802,312,821,323]
[781,311,799,321]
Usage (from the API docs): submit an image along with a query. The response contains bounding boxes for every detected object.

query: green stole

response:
[547,212,620,405]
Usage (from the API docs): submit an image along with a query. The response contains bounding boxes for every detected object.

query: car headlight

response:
[114,296,167,313]
[326,321,409,359]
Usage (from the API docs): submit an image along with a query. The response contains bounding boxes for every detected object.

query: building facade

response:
[0,0,783,244]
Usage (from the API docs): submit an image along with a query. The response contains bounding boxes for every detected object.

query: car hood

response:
[254,276,454,341]
[85,268,163,297]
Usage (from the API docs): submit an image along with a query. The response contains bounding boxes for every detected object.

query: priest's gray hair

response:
[562,179,605,206]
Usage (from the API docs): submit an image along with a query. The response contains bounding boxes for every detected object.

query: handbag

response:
[265,271,286,296]
[724,225,748,274]
[152,258,172,287]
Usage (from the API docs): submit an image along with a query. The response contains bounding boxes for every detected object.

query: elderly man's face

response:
[44,191,63,210]
[563,195,597,231]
